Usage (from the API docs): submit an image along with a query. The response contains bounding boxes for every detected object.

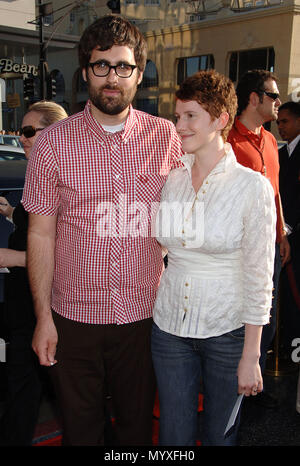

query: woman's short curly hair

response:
[175,69,238,141]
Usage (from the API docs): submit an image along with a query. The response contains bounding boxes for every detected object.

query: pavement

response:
[1,356,300,447]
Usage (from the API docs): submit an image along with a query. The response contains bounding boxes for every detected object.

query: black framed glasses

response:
[88,60,137,78]
[260,90,280,101]
[20,126,44,138]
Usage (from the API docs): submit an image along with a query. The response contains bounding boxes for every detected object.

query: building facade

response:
[0,0,109,131]
[131,0,300,138]
[0,0,299,139]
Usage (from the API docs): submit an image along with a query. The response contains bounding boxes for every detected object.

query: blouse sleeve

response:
[241,173,277,325]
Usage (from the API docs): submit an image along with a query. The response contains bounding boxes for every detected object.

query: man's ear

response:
[82,68,87,82]
[249,91,260,107]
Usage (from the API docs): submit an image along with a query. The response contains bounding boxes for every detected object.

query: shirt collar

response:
[180,142,237,179]
[83,100,136,143]
[287,133,300,156]
[234,116,266,138]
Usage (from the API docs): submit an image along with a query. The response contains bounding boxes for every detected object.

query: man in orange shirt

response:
[228,69,290,408]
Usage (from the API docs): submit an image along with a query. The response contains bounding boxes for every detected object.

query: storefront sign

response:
[0,58,38,76]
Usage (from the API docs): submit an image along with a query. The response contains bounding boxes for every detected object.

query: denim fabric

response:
[151,323,245,446]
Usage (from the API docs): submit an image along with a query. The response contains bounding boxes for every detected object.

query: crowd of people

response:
[0,130,20,135]
[0,13,299,447]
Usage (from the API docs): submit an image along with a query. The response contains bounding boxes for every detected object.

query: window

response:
[189,13,206,22]
[145,0,160,4]
[135,98,158,116]
[140,60,158,89]
[135,60,159,115]
[229,47,275,84]
[76,72,88,95]
[177,55,215,85]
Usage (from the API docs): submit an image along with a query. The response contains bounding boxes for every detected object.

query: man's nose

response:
[106,67,118,81]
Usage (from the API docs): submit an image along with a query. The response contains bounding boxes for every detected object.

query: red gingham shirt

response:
[22,101,183,325]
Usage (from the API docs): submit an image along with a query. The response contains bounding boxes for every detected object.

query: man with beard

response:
[21,15,182,446]
[228,69,290,408]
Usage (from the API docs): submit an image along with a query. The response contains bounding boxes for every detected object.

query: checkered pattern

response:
[22,101,183,324]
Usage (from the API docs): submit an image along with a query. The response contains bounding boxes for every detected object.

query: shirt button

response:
[185,283,189,287]
[184,296,188,299]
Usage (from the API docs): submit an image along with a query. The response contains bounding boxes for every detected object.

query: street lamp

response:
[30,1,87,100]
[38,1,53,99]
[28,1,53,100]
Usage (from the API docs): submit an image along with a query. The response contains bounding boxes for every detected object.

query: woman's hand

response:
[0,197,14,220]
[0,248,26,268]
[237,356,263,397]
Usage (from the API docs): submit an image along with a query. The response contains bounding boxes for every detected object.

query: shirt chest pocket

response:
[135,173,168,206]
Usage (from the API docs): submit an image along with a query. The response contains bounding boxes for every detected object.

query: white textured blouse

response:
[153,143,276,338]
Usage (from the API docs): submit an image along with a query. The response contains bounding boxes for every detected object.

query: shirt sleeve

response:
[169,124,184,169]
[241,173,276,325]
[21,134,60,216]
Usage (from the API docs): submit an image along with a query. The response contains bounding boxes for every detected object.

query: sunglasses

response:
[261,91,280,101]
[20,126,45,138]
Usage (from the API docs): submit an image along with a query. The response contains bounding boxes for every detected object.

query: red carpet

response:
[33,392,203,446]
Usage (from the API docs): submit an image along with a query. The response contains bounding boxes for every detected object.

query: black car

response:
[0,144,26,161]
[0,156,27,304]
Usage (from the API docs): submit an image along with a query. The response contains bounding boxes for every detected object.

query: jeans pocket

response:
[227,326,245,341]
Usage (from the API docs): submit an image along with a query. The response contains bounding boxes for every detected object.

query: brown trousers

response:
[50,311,156,446]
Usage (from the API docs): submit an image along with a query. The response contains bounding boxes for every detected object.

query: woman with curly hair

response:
[151,70,276,446]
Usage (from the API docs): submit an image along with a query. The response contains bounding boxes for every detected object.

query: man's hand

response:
[32,315,58,366]
[280,234,291,266]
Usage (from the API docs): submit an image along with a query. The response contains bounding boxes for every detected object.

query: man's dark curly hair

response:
[175,69,237,141]
[236,69,278,116]
[78,14,147,72]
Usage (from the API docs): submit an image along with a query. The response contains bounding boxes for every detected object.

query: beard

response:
[87,78,139,116]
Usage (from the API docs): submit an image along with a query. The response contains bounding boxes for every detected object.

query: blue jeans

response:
[151,323,245,446]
